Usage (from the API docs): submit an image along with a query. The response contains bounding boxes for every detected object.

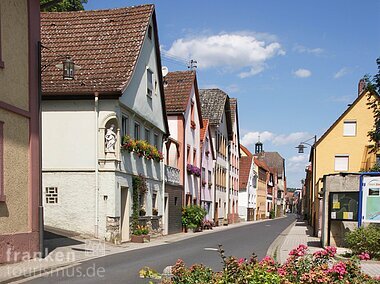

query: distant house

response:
[0,0,40,263]
[200,89,233,225]
[239,145,257,221]
[254,141,270,219]
[200,119,216,220]
[229,98,240,223]
[307,83,379,237]
[261,152,286,217]
[41,5,169,243]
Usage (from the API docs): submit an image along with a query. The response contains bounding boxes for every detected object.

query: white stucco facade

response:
[42,14,167,243]
[238,161,258,221]
[201,126,214,220]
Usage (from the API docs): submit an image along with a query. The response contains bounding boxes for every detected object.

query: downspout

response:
[94,92,99,238]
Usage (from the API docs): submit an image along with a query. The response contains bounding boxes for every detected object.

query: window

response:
[334,155,349,171]
[187,146,191,163]
[148,25,152,40]
[154,133,159,148]
[147,69,153,97]
[45,187,58,204]
[208,170,212,183]
[121,115,129,138]
[202,167,206,179]
[152,192,157,209]
[174,197,178,206]
[343,121,356,136]
[193,149,197,164]
[134,122,140,140]
[145,128,150,143]
[0,121,4,201]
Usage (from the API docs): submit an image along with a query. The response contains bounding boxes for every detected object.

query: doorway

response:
[120,186,130,242]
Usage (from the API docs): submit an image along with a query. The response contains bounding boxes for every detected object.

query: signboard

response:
[361,175,380,223]
[329,192,359,221]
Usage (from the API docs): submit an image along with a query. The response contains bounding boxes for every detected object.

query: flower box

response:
[130,234,150,243]
[190,120,196,129]
[202,180,207,186]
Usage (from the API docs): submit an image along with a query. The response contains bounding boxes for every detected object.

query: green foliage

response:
[365,57,380,153]
[345,224,380,259]
[181,205,207,230]
[132,174,148,234]
[133,225,149,236]
[40,0,87,12]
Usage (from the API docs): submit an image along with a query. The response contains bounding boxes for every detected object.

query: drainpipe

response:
[94,92,99,238]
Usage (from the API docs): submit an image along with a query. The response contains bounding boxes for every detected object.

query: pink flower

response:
[358,252,371,260]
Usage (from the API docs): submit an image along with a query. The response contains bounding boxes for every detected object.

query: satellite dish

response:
[162,66,169,77]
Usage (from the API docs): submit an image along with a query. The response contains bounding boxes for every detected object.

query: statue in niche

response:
[105,124,117,152]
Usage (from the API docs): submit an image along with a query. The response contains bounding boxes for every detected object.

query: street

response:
[25,215,296,284]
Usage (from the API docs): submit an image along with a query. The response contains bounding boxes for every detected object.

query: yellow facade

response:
[311,91,377,236]
[315,91,376,187]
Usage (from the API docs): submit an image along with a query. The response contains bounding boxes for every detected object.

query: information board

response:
[361,176,380,223]
[329,192,359,221]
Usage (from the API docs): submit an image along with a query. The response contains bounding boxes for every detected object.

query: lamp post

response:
[38,41,77,258]
[296,135,317,232]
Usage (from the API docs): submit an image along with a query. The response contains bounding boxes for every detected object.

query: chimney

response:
[358,78,366,95]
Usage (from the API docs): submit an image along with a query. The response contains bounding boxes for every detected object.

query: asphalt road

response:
[26,215,296,284]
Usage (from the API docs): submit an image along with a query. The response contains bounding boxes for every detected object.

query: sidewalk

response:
[273,218,380,277]
[0,218,268,283]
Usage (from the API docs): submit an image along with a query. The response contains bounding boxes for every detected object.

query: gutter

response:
[94,92,99,238]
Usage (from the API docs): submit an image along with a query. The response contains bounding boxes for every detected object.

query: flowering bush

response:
[186,164,201,176]
[121,135,163,162]
[140,244,380,283]
[132,225,149,236]
[345,224,380,260]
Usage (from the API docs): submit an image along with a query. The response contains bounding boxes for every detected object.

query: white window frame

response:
[145,128,150,143]
[343,120,356,137]
[334,155,349,171]
[147,68,154,97]
[121,114,129,138]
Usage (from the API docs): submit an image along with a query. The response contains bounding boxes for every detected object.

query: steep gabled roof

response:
[239,156,253,189]
[240,144,253,157]
[41,5,154,96]
[164,71,195,113]
[199,88,233,140]
[230,98,241,157]
[200,119,215,160]
[254,156,270,172]
[316,91,378,147]
[163,70,203,128]
[261,152,285,177]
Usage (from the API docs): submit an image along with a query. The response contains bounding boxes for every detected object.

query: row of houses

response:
[0,1,286,263]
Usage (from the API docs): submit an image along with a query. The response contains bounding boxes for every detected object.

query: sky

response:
[84,0,380,188]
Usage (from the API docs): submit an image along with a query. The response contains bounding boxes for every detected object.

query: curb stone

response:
[266,219,296,261]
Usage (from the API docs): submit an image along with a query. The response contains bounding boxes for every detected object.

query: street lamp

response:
[296,135,317,235]
[37,42,78,258]
[296,136,317,153]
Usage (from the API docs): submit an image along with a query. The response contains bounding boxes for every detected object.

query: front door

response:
[120,186,130,242]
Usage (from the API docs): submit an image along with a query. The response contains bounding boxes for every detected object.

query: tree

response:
[366,57,380,157]
[40,0,87,12]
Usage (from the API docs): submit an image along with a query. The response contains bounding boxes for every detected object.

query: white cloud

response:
[293,44,324,55]
[241,131,274,146]
[293,69,312,78]
[165,32,285,78]
[286,154,309,173]
[272,132,310,146]
[241,131,310,147]
[334,67,350,79]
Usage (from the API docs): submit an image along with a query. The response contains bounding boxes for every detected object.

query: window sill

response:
[0,194,6,202]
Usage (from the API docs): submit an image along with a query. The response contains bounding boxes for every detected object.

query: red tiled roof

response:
[240,144,253,157]
[164,71,196,113]
[239,156,253,189]
[41,5,153,95]
[200,119,209,143]
[254,157,270,172]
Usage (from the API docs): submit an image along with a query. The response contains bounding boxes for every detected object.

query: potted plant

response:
[139,208,146,216]
[152,208,158,216]
[202,180,207,187]
[182,205,207,232]
[208,182,212,188]
[190,120,196,129]
[131,225,150,243]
